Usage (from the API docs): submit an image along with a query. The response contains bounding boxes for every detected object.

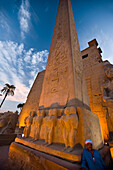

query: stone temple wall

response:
[81,39,113,141]
[19,70,45,127]
[19,39,113,143]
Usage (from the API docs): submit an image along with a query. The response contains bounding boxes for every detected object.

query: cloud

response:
[18,0,31,39]
[0,100,20,113]
[0,11,10,32]
[79,26,113,64]
[0,9,19,40]
[97,30,113,64]
[0,40,48,112]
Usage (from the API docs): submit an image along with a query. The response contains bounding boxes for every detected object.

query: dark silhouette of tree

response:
[0,83,16,108]
[17,103,25,111]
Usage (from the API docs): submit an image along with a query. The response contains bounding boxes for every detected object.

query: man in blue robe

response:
[81,139,107,170]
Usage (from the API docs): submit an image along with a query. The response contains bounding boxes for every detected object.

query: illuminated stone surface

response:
[15,137,81,162]
[19,70,45,127]
[81,39,113,141]
[39,0,89,110]
[8,142,81,170]
[23,111,36,138]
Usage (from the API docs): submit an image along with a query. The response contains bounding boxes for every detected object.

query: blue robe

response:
[81,149,107,170]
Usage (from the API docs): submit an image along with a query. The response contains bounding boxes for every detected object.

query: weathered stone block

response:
[8,142,81,170]
[76,107,103,149]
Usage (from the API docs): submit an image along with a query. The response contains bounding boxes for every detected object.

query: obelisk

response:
[39,0,89,109]
[8,1,105,169]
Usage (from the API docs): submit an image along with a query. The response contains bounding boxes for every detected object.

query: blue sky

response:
[0,0,113,113]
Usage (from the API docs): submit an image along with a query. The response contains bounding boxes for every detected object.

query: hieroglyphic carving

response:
[39,0,86,108]
[68,0,83,76]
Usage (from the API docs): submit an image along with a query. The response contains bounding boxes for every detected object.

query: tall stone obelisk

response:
[8,1,105,169]
[39,0,89,109]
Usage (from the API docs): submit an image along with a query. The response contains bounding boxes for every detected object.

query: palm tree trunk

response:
[0,92,8,108]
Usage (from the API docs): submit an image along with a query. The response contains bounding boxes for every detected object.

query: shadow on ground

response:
[0,145,10,170]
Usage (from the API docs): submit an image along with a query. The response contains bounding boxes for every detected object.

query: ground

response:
[0,145,10,170]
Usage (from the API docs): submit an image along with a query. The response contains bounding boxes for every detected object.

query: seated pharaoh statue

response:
[102,61,113,102]
[22,106,103,151]
[102,61,113,134]
[23,111,36,138]
[60,107,78,152]
[43,109,58,146]
[30,110,46,141]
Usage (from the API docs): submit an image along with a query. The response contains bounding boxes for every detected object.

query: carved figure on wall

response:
[102,83,113,102]
[43,109,58,146]
[60,107,78,152]
[102,61,113,102]
[23,111,36,138]
[32,110,45,141]
[0,111,18,134]
[104,61,113,80]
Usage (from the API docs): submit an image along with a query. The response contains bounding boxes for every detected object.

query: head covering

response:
[85,139,93,145]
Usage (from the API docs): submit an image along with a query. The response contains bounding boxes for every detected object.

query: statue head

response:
[64,107,76,115]
[38,110,45,116]
[37,110,40,116]
[30,111,36,117]
[70,107,76,114]
[64,107,70,115]
[24,116,28,125]
[49,109,57,116]
[104,61,113,79]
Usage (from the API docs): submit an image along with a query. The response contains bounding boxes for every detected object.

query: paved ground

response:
[0,145,10,170]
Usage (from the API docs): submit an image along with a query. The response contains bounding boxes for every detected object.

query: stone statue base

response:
[14,137,82,162]
[8,140,112,170]
[8,142,81,170]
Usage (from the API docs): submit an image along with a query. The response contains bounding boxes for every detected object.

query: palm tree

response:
[0,83,16,108]
[17,103,25,111]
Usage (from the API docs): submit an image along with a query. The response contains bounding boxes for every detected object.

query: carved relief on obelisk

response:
[39,0,89,109]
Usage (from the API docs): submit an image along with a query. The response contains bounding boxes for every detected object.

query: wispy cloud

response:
[96,30,113,64]
[0,40,48,111]
[0,11,10,32]
[18,0,31,39]
[79,25,113,64]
